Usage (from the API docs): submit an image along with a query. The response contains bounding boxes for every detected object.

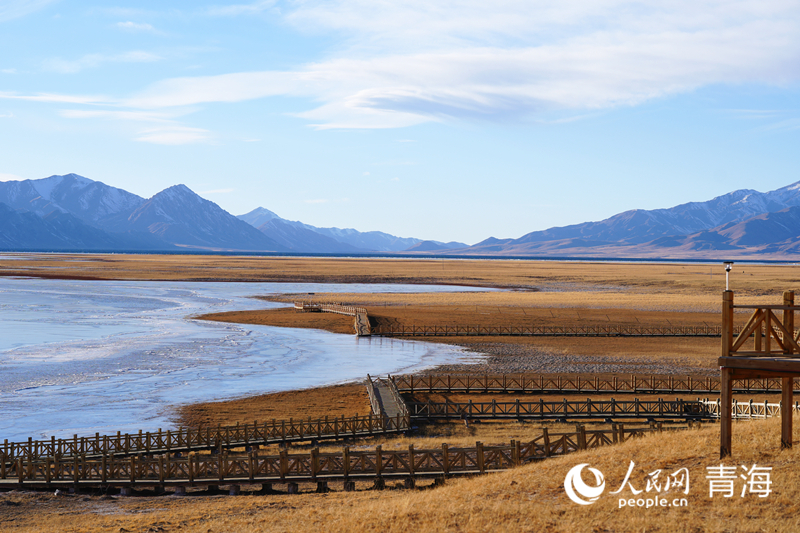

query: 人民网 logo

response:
[564,463,606,505]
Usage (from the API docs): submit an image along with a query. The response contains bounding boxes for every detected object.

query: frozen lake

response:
[0,279,485,441]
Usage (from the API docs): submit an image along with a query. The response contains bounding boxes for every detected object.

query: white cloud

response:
[0,112,12,118]
[44,51,162,74]
[1,68,16,74]
[0,91,113,105]
[115,1,800,128]
[115,21,160,34]
[0,172,24,181]
[0,0,56,22]
[206,1,276,17]
[135,126,212,145]
[59,109,179,123]
[7,0,800,131]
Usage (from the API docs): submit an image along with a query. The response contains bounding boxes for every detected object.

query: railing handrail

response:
[0,425,677,489]
[373,323,736,337]
[392,373,800,394]
[1,411,404,464]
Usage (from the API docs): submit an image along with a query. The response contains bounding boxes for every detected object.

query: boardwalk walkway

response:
[392,373,800,395]
[373,324,739,338]
[0,425,670,492]
[295,302,371,336]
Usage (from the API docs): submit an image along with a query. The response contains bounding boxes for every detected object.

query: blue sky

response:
[1,0,799,244]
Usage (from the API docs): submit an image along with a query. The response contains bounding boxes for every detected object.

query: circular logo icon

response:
[564,464,606,505]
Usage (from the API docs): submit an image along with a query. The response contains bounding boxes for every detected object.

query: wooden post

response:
[720,367,733,458]
[577,425,587,450]
[375,445,383,480]
[722,291,734,358]
[785,292,795,354]
[782,377,793,449]
[476,442,485,474]
[542,428,551,457]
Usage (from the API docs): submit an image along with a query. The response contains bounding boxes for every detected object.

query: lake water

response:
[0,279,485,441]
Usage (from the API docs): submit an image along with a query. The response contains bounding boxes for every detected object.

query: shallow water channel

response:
[0,279,485,441]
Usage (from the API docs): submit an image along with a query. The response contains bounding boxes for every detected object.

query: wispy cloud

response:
[304,199,329,204]
[0,91,114,105]
[44,51,162,74]
[115,21,161,34]
[0,172,24,181]
[1,68,16,74]
[757,117,800,133]
[8,0,800,133]
[206,1,276,17]
[59,109,176,122]
[0,112,13,118]
[0,0,56,23]
[111,1,800,128]
[135,126,212,145]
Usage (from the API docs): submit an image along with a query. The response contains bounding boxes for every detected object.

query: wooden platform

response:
[719,290,800,457]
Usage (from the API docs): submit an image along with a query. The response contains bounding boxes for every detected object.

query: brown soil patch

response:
[175,384,370,429]
[200,308,356,335]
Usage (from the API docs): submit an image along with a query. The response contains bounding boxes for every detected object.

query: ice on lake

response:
[0,278,486,441]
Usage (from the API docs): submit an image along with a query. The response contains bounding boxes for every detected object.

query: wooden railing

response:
[295,302,371,335]
[391,374,800,394]
[700,399,800,420]
[374,324,736,337]
[386,377,410,418]
[294,302,367,317]
[0,425,674,490]
[407,398,710,421]
[366,375,382,417]
[2,414,409,464]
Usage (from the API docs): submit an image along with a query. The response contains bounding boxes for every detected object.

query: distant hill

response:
[0,173,144,223]
[237,208,467,253]
[451,181,800,259]
[0,174,460,253]
[0,202,172,251]
[104,185,287,251]
[5,173,800,258]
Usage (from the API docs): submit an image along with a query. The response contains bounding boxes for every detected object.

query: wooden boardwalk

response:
[0,425,671,492]
[391,373,800,395]
[295,302,371,336]
[407,398,713,421]
[2,414,409,465]
[366,375,410,421]
[374,324,738,338]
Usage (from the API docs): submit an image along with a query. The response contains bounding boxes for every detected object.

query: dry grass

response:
[3,417,799,532]
[175,384,370,428]
[0,254,797,296]
[5,255,800,530]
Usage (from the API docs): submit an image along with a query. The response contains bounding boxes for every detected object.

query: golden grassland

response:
[3,418,799,533]
[4,254,800,531]
[0,253,798,295]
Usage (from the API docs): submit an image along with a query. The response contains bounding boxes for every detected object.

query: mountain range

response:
[1,173,799,258]
[0,174,463,253]
[450,181,800,258]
